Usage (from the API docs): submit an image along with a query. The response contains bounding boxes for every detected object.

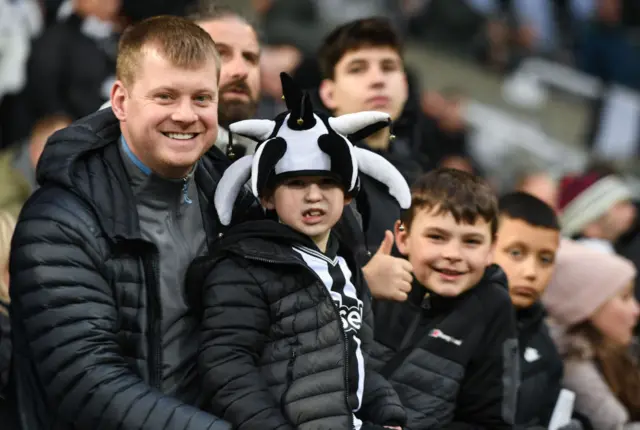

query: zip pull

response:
[182,178,192,205]
[399,312,422,351]
[421,292,431,310]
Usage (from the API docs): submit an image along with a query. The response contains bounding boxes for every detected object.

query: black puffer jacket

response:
[9,109,259,430]
[0,302,9,399]
[0,303,15,430]
[370,265,519,430]
[515,302,563,429]
[187,220,406,430]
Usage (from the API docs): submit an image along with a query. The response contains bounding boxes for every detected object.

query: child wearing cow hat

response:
[187,73,410,430]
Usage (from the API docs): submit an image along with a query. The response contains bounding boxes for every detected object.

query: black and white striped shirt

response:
[293,240,365,430]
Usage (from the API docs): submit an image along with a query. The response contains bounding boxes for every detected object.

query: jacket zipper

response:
[143,247,163,389]
[242,254,355,430]
[149,182,191,388]
[182,177,192,205]
[280,342,298,418]
[399,292,432,351]
[148,178,193,389]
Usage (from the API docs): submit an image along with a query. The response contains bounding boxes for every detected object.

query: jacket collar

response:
[516,301,546,332]
[215,219,353,269]
[119,135,198,212]
[36,109,229,243]
[408,264,509,311]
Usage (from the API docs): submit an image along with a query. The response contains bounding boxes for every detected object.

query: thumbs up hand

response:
[362,230,413,302]
[377,229,395,256]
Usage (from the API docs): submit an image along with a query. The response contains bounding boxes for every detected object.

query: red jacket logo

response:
[429,329,463,346]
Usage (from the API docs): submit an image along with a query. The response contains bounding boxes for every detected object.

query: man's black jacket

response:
[9,108,259,430]
[0,304,16,429]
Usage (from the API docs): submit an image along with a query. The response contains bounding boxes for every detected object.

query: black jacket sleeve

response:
[535,338,563,428]
[9,194,230,430]
[358,286,406,427]
[199,256,295,430]
[446,292,519,430]
[0,303,9,399]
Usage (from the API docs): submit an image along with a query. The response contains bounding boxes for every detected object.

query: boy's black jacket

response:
[514,302,563,428]
[186,219,406,430]
[369,264,519,430]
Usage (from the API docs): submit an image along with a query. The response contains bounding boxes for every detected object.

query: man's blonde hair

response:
[116,15,221,88]
[0,211,17,308]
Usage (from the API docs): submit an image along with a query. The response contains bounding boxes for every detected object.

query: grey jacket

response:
[9,108,260,430]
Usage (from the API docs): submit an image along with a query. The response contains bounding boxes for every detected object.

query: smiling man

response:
[189,3,261,157]
[9,15,259,430]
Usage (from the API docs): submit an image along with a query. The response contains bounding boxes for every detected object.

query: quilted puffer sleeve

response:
[0,302,10,398]
[9,193,230,430]
[198,256,295,430]
[358,287,406,427]
[446,288,519,429]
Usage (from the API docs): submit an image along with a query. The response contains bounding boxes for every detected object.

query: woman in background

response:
[544,239,640,429]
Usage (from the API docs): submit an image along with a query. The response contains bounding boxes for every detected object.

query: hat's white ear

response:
[229,119,276,142]
[328,111,390,136]
[99,100,112,111]
[353,147,411,209]
[214,155,254,226]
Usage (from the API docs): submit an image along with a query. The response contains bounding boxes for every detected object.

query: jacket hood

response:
[36,108,121,190]
[34,108,247,242]
[215,219,335,261]
[484,263,509,289]
[186,218,358,292]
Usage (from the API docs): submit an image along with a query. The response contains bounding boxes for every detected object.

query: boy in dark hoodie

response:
[186,73,411,430]
[494,192,577,429]
[370,168,519,429]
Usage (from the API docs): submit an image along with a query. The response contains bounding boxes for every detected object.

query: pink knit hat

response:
[542,238,636,327]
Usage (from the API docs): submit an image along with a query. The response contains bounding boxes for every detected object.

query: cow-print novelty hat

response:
[214,72,411,226]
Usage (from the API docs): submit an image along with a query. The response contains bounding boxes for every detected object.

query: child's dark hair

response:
[499,192,560,231]
[318,17,403,80]
[401,168,498,237]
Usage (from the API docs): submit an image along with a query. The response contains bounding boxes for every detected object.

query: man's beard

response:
[218,99,257,128]
[218,80,258,128]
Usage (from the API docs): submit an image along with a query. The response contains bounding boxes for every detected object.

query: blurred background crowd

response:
[5,0,640,204]
[3,0,640,426]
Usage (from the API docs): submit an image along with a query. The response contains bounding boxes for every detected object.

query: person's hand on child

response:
[363,230,413,302]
